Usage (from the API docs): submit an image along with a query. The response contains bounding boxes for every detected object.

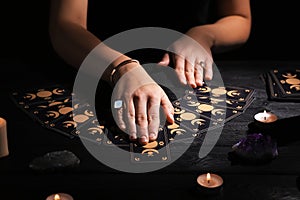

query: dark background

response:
[1,1,300,65]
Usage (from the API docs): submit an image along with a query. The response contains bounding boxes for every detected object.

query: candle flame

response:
[54,194,61,200]
[263,110,267,120]
[206,173,211,184]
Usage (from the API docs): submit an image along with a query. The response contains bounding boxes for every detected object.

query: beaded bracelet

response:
[110,59,140,84]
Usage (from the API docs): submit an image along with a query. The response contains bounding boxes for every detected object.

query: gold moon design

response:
[174,108,185,114]
[141,149,159,155]
[286,78,300,85]
[73,114,89,123]
[212,87,227,95]
[191,118,206,126]
[226,100,233,105]
[46,111,60,118]
[170,128,187,134]
[49,101,63,107]
[36,90,52,98]
[180,112,197,120]
[283,73,297,79]
[84,110,94,117]
[187,101,200,106]
[197,104,214,112]
[88,127,103,134]
[198,86,211,93]
[197,96,209,100]
[73,103,80,109]
[227,90,239,97]
[167,123,179,129]
[52,88,65,95]
[25,93,36,100]
[210,98,224,103]
[290,84,300,90]
[59,107,73,114]
[211,108,226,116]
[142,141,158,149]
[63,121,77,128]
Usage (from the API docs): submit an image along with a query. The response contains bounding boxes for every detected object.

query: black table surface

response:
[1,60,300,200]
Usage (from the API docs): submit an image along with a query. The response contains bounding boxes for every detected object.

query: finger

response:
[203,60,213,81]
[134,96,149,145]
[158,53,170,66]
[194,62,204,86]
[147,100,160,141]
[160,93,174,124]
[112,99,126,131]
[126,98,137,141]
[185,60,196,88]
[174,55,187,85]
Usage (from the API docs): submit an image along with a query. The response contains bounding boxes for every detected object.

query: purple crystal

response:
[231,133,278,163]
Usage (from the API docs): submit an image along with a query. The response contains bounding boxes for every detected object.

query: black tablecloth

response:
[0,60,300,199]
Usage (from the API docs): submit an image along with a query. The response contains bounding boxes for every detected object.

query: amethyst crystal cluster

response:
[229,133,278,164]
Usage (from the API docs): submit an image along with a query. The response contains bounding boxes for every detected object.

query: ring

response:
[114,99,123,109]
[199,61,206,68]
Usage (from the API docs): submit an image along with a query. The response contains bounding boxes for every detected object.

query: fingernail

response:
[149,133,157,140]
[140,136,148,143]
[129,135,137,141]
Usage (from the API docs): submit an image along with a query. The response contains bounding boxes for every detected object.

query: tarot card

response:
[103,126,131,147]
[27,98,88,126]
[269,68,300,97]
[11,85,72,109]
[266,71,300,102]
[72,118,106,145]
[130,128,171,163]
[182,93,252,111]
[190,85,255,102]
[47,103,96,138]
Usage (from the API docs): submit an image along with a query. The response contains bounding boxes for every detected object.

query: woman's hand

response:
[111,63,174,145]
[158,29,214,88]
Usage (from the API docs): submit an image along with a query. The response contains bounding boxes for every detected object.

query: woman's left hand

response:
[158,30,214,88]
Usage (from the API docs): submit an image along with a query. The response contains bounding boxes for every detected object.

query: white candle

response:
[197,173,223,189]
[0,117,9,158]
[254,110,278,123]
[46,193,73,200]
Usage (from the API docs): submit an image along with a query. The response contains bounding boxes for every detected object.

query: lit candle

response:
[0,117,9,158]
[196,173,223,195]
[254,110,278,123]
[46,193,73,200]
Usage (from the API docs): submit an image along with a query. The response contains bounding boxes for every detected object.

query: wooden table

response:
[0,60,299,199]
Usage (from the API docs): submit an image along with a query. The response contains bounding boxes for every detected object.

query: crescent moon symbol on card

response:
[191,118,206,126]
[170,128,187,135]
[174,108,185,114]
[290,84,300,90]
[84,110,94,117]
[141,149,159,155]
[25,93,36,100]
[198,86,211,93]
[63,121,77,128]
[211,108,226,116]
[52,88,65,95]
[88,127,103,134]
[227,90,240,97]
[142,141,158,149]
[46,110,60,118]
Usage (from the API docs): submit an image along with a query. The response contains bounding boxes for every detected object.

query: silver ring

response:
[114,99,123,109]
[199,61,206,68]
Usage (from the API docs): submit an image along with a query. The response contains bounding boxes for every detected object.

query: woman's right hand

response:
[111,61,174,145]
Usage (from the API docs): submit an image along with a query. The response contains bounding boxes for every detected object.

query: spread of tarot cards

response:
[264,67,300,102]
[10,83,255,164]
